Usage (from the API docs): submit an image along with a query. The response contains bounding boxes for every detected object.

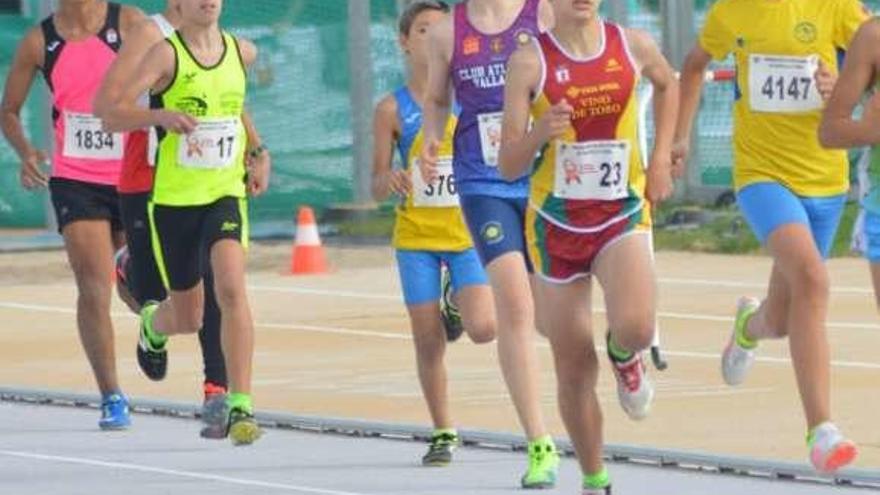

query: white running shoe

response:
[809,422,858,474]
[609,350,654,421]
[721,297,760,386]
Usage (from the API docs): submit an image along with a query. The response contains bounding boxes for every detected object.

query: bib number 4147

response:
[749,54,821,113]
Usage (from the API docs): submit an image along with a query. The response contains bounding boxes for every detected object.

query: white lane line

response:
[0,450,367,495]
[259,322,409,341]
[657,277,875,295]
[1,301,879,370]
[6,275,877,295]
[245,285,880,331]
[247,277,877,296]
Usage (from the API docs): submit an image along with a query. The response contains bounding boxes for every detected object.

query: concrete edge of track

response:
[2,385,877,490]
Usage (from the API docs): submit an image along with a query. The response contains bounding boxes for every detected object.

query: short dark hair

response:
[399,1,450,35]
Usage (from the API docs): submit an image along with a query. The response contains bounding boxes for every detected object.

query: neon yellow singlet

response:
[699,0,868,196]
[151,31,247,206]
[391,87,472,252]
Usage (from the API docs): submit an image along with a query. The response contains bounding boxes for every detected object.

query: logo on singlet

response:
[106,28,118,44]
[47,41,61,52]
[516,30,532,46]
[605,58,622,73]
[463,35,480,56]
[490,37,504,54]
[794,21,817,43]
[177,96,208,116]
[182,72,197,85]
[555,66,570,84]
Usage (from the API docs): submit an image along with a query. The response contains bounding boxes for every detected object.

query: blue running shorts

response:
[395,248,488,305]
[736,182,846,259]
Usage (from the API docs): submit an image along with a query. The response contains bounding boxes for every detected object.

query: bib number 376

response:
[412,157,458,207]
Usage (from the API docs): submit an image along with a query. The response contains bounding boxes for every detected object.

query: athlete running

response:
[500,0,677,492]
[1,0,143,430]
[819,17,880,312]
[420,0,561,487]
[102,0,269,446]
[676,0,867,473]
[93,0,267,439]
[372,0,497,467]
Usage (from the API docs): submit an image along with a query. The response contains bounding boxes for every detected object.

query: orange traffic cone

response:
[289,206,328,275]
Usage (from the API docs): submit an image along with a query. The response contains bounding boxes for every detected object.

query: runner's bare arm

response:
[371,95,409,201]
[498,42,557,181]
[1,27,49,189]
[94,17,163,119]
[628,28,678,202]
[119,4,147,39]
[233,38,271,196]
[419,15,454,182]
[819,20,880,148]
[242,109,271,197]
[237,37,258,68]
[672,44,712,170]
[101,41,189,133]
[628,29,678,167]
[1,28,44,163]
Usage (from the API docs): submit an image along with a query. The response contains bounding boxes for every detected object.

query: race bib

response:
[412,157,458,207]
[553,140,630,201]
[178,117,240,169]
[477,112,503,167]
[748,54,821,113]
[62,112,123,160]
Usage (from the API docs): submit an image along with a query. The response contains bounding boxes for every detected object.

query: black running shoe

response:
[137,303,167,381]
[440,266,464,342]
[114,246,141,314]
[422,431,458,466]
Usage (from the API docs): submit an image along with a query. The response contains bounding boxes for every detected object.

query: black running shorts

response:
[49,177,123,233]
[149,196,248,292]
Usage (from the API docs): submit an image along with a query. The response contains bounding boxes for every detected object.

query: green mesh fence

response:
[3,1,879,227]
[2,0,405,228]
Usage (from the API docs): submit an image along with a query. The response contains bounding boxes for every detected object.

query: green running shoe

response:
[521,437,559,489]
[422,430,458,466]
[226,407,262,446]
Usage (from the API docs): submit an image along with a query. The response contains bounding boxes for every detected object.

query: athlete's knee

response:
[788,261,829,300]
[75,273,113,309]
[611,312,655,352]
[212,279,248,310]
[412,329,445,362]
[465,313,496,344]
[553,341,599,388]
[496,301,534,336]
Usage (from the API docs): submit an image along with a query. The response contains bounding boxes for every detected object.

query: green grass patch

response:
[334,206,395,238]
[332,200,863,257]
[652,200,860,257]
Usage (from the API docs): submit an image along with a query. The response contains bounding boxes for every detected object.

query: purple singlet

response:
[450,0,540,198]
